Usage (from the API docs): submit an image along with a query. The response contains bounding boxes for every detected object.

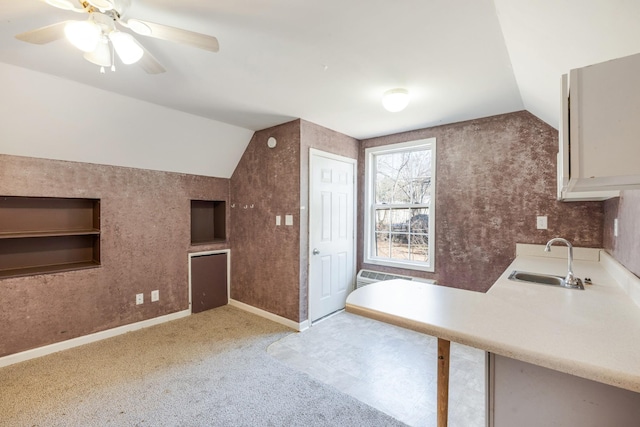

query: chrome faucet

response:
[544,238,583,289]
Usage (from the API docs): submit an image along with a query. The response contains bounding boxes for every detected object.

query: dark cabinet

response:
[190,252,228,313]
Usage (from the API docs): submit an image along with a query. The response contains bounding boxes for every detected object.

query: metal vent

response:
[355,269,436,289]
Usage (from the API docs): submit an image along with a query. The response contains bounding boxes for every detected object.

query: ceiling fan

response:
[15,0,220,74]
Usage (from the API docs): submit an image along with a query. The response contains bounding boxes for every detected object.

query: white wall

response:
[494,0,640,128]
[0,62,253,178]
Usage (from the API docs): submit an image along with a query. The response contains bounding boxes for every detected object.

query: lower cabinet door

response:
[190,252,228,313]
[488,353,640,427]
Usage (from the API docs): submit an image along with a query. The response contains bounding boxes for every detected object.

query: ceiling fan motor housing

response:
[90,10,116,33]
[83,0,130,14]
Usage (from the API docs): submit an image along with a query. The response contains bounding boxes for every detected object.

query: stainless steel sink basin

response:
[508,270,584,290]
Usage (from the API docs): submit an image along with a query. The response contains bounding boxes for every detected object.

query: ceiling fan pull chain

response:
[111,42,116,72]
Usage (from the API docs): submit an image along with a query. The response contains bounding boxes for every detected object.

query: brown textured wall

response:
[230,121,302,321]
[0,154,229,357]
[359,111,603,292]
[603,191,640,277]
[299,120,359,321]
[229,120,359,323]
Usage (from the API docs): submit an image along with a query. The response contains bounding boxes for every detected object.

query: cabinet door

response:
[488,353,640,427]
[190,253,228,313]
[569,53,640,190]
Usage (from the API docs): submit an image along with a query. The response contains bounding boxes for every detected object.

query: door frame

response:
[308,148,357,323]
[188,249,231,313]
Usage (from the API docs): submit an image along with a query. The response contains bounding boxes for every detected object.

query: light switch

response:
[536,216,547,230]
[276,215,281,226]
[285,214,294,226]
[614,218,619,237]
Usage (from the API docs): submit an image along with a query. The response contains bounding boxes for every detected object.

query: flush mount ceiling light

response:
[382,88,410,112]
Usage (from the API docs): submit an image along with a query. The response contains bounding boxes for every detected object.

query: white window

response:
[364,138,436,272]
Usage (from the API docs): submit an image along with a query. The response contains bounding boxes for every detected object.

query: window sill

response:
[364,258,434,273]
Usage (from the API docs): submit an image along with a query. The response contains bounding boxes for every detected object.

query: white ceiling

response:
[1,0,640,141]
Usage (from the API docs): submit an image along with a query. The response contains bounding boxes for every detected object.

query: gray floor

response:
[268,311,486,427]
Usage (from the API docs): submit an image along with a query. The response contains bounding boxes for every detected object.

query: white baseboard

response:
[0,309,191,369]
[229,299,309,332]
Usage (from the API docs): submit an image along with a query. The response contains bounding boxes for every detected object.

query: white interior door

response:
[309,149,356,323]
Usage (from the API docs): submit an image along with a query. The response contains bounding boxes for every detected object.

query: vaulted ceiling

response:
[1,0,640,142]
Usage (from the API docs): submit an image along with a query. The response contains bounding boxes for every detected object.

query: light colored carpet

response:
[0,306,407,427]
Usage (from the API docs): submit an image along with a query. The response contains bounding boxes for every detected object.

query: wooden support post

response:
[437,338,451,427]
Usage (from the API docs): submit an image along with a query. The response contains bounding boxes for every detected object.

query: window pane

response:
[375,149,431,204]
[409,208,429,234]
[409,234,429,262]
[390,234,410,260]
[390,208,410,233]
[375,209,390,232]
[375,232,390,258]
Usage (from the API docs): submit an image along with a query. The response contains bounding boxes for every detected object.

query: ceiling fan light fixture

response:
[83,38,111,66]
[382,88,410,112]
[109,31,144,64]
[64,20,101,52]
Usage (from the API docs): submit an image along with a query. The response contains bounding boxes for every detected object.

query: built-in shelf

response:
[0,196,101,279]
[0,229,101,240]
[191,200,226,245]
[0,261,100,279]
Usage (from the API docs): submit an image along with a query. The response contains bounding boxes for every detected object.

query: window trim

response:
[363,138,436,272]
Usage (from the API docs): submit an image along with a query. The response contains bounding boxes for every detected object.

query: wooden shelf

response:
[190,237,227,246]
[0,261,100,279]
[0,196,101,279]
[0,229,100,240]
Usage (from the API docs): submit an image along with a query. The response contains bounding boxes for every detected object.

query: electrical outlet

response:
[536,216,548,230]
[136,293,144,305]
[276,215,281,226]
[151,290,159,302]
[614,218,619,237]
[285,214,293,226]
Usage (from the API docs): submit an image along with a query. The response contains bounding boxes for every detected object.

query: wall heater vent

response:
[355,269,436,289]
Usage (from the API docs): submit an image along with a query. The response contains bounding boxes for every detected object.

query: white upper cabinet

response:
[558,53,640,201]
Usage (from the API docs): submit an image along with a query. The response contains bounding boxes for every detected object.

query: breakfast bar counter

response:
[346,245,640,426]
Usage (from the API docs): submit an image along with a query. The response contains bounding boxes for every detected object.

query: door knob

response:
[312,248,320,255]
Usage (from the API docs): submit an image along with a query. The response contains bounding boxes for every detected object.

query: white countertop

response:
[346,246,640,393]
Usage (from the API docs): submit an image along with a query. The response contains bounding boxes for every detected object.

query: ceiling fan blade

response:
[15,21,73,45]
[137,46,166,74]
[39,0,85,13]
[125,19,219,53]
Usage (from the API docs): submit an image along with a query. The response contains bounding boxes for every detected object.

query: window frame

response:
[363,138,436,272]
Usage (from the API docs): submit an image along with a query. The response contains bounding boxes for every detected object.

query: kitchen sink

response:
[508,270,584,290]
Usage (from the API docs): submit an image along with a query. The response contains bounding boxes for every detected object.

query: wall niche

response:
[190,200,226,245]
[0,196,101,278]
